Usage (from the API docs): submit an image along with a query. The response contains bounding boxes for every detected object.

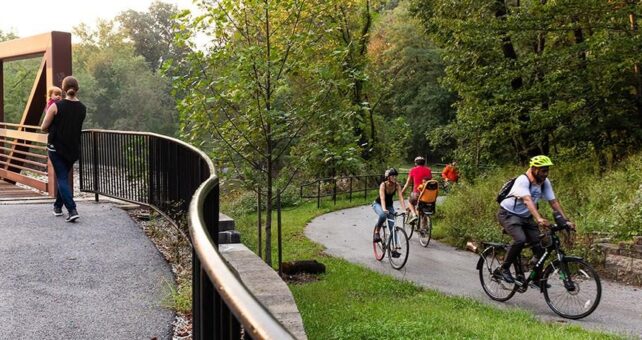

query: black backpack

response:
[496,174,527,204]
[496,173,546,205]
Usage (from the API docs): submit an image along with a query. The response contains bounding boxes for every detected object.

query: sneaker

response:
[66,209,79,222]
[53,206,63,217]
[373,233,382,243]
[391,250,401,258]
[498,267,515,283]
[408,214,419,224]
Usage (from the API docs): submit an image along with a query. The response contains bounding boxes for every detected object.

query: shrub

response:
[439,152,642,249]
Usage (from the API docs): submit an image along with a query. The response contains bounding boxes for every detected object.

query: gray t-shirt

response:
[500,175,555,218]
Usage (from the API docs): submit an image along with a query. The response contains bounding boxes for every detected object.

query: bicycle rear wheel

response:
[542,257,601,319]
[478,246,517,301]
[389,227,410,270]
[402,212,414,239]
[418,215,432,247]
[372,226,388,261]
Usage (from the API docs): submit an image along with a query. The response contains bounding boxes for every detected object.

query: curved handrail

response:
[79,129,295,339]
[190,177,296,339]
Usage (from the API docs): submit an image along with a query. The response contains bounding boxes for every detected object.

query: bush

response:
[225,185,303,216]
[439,152,642,249]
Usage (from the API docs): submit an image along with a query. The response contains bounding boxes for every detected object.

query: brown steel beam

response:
[0,32,72,196]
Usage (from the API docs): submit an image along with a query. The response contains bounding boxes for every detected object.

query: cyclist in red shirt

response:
[402,156,432,224]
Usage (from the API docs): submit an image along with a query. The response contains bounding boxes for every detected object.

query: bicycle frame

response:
[385,212,402,251]
[490,224,575,292]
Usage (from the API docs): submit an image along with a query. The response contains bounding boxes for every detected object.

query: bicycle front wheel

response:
[372,226,387,261]
[418,215,432,247]
[542,257,601,319]
[478,246,517,301]
[389,227,410,270]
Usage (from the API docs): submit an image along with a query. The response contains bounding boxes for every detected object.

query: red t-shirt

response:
[409,166,432,192]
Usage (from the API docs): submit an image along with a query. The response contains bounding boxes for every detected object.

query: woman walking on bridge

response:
[41,76,86,222]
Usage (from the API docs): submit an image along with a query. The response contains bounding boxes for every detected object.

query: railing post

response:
[258,188,262,258]
[92,131,99,202]
[277,191,282,277]
[317,180,321,208]
[333,177,337,205]
[364,176,368,200]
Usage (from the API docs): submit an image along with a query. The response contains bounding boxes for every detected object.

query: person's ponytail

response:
[61,76,79,98]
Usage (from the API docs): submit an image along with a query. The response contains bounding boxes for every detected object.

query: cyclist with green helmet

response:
[496,155,575,284]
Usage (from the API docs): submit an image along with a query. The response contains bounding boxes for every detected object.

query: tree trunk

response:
[629,10,642,128]
[264,2,273,266]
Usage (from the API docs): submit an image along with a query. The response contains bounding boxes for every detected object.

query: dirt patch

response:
[282,272,322,284]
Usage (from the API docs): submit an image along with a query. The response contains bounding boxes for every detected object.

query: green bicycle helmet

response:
[529,155,554,168]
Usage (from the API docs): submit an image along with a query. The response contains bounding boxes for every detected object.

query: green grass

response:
[225,194,622,339]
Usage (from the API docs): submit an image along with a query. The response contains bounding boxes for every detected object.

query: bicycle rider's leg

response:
[372,202,387,241]
[497,208,529,282]
[524,220,544,259]
[408,192,419,222]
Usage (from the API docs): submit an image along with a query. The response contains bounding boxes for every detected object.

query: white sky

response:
[0,0,197,39]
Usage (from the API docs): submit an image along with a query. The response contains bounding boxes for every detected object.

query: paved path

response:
[306,203,642,338]
[0,202,174,339]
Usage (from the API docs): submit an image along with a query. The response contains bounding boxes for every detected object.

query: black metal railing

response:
[300,166,447,207]
[79,129,294,339]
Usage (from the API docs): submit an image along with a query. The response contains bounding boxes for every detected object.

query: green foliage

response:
[115,1,190,72]
[161,279,191,313]
[410,0,642,168]
[1,59,38,124]
[368,2,456,162]
[73,20,179,136]
[438,152,642,249]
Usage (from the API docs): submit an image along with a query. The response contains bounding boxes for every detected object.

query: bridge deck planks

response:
[0,180,46,199]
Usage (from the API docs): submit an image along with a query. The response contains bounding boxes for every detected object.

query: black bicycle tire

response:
[419,215,432,247]
[478,246,517,301]
[542,257,602,319]
[389,227,410,270]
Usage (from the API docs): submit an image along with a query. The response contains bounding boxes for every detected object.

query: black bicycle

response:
[404,202,434,247]
[477,218,601,319]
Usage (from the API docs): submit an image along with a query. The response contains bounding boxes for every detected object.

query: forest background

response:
[2,0,641,256]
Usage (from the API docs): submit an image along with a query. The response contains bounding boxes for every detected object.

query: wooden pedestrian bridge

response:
[1,33,304,339]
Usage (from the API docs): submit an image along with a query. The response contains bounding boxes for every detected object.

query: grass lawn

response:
[228,194,622,339]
